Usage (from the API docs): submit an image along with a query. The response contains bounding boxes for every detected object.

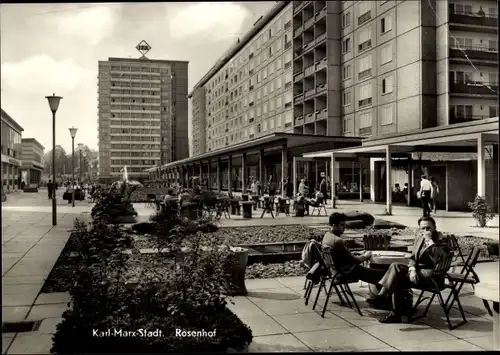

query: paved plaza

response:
[2,191,498,353]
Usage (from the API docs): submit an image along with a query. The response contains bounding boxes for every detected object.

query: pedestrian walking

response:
[418,175,433,217]
[47,180,54,200]
[430,176,439,215]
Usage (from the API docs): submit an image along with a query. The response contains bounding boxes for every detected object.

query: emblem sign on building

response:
[136,40,151,58]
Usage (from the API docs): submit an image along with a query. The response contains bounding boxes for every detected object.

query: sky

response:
[1,2,275,154]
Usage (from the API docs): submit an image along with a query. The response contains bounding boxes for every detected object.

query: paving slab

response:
[2,334,15,354]
[247,334,311,352]
[396,338,484,351]
[26,303,69,320]
[464,335,494,350]
[294,327,389,351]
[6,333,53,354]
[272,312,352,333]
[2,306,31,323]
[37,317,63,334]
[237,315,288,337]
[35,292,71,305]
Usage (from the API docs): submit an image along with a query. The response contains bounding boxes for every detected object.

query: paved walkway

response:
[229,276,495,351]
[2,191,90,354]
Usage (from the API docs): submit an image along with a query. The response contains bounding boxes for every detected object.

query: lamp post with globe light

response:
[46,94,62,226]
[68,127,78,207]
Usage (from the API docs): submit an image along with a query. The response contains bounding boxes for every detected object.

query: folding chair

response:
[313,246,362,318]
[448,234,466,265]
[445,246,481,313]
[411,252,467,330]
[215,200,230,220]
[310,197,328,216]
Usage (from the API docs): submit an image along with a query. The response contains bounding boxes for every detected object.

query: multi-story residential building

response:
[189,86,207,156]
[20,138,45,188]
[1,109,23,192]
[154,0,497,212]
[192,2,296,154]
[97,57,189,183]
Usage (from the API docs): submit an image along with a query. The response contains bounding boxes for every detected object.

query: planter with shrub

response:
[91,183,138,224]
[468,195,496,228]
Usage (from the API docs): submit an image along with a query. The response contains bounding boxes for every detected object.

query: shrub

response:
[468,195,496,228]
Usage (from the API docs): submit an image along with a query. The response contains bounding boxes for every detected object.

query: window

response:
[359,112,372,135]
[342,12,351,28]
[489,40,497,51]
[342,38,351,53]
[343,117,353,133]
[263,101,268,114]
[269,117,275,129]
[276,76,282,89]
[381,105,393,125]
[454,3,472,14]
[489,106,499,117]
[284,90,292,107]
[358,26,371,45]
[263,66,268,79]
[285,110,293,124]
[381,44,393,64]
[343,65,352,80]
[276,57,282,71]
[276,95,282,108]
[358,54,372,79]
[454,105,473,118]
[284,51,292,67]
[489,7,498,17]
[284,71,292,86]
[343,91,352,106]
[381,14,392,33]
[268,62,274,75]
[276,114,283,127]
[452,37,473,49]
[358,82,372,106]
[382,76,393,94]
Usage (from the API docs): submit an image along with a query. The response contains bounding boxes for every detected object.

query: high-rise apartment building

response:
[189,2,295,154]
[189,0,497,152]
[97,57,189,183]
[189,86,206,157]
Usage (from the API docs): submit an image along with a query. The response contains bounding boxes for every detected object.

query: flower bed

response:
[48,196,253,353]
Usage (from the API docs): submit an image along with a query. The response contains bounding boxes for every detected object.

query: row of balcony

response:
[294,108,328,125]
[294,6,326,37]
[450,82,498,96]
[449,113,493,124]
[109,70,161,76]
[449,46,498,63]
[293,84,327,103]
[109,77,161,83]
[449,12,497,33]
[295,31,327,56]
[293,57,327,82]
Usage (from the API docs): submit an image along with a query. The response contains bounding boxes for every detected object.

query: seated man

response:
[323,213,386,285]
[369,216,451,323]
[163,188,176,203]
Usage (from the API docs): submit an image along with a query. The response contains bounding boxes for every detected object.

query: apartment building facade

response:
[97,57,189,183]
[189,86,207,157]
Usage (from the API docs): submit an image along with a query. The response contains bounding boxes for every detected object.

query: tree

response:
[44,146,70,177]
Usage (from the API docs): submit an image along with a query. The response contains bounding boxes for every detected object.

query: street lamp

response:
[46,93,62,226]
[82,150,87,184]
[68,127,78,207]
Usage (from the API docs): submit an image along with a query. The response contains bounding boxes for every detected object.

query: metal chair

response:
[310,196,328,216]
[411,252,467,330]
[313,246,362,318]
[445,246,481,313]
[146,193,156,208]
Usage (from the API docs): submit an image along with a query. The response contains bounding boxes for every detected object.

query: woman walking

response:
[430,176,439,215]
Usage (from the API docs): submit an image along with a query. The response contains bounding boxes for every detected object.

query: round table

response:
[473,262,499,350]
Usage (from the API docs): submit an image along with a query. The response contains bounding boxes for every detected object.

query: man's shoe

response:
[379,312,403,324]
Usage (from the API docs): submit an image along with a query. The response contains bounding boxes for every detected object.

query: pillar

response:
[330,153,336,208]
[293,156,297,196]
[216,160,221,192]
[241,153,247,193]
[281,146,287,197]
[359,160,363,202]
[386,145,393,215]
[207,161,212,189]
[477,133,486,197]
[407,157,412,207]
[228,156,233,194]
[199,162,203,182]
[315,160,319,188]
[179,166,184,186]
[259,149,264,184]
[370,159,376,201]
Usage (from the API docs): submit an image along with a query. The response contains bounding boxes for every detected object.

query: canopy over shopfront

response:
[303,118,499,212]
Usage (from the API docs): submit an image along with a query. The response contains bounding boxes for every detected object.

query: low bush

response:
[468,195,496,228]
[91,183,137,223]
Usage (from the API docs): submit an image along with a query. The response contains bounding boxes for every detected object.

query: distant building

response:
[1,109,23,191]
[20,138,45,187]
[97,56,189,183]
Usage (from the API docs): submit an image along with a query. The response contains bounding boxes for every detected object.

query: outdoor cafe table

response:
[473,262,499,350]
